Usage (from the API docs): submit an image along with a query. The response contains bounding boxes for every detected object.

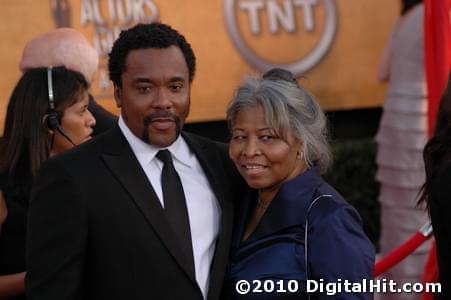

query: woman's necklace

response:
[257,198,270,210]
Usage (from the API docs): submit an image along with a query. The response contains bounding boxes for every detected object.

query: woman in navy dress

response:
[224,68,375,299]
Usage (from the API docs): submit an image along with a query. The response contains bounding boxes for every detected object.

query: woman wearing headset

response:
[0,66,96,299]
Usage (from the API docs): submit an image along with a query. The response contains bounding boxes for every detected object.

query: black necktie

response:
[156,150,195,273]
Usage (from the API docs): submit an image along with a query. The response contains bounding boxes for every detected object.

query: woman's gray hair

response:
[227,68,332,174]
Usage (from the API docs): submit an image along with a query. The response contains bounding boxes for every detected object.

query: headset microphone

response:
[56,126,76,147]
[46,67,76,147]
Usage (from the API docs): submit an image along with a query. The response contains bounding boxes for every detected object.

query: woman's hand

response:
[0,191,7,231]
[0,272,26,299]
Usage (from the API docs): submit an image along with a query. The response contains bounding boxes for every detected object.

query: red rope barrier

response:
[374,223,433,277]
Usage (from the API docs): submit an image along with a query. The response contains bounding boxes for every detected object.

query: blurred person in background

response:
[375,1,428,298]
[19,27,116,136]
[0,66,96,299]
[224,68,375,299]
[418,74,451,299]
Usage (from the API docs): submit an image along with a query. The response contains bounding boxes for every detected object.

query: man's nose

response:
[152,88,172,109]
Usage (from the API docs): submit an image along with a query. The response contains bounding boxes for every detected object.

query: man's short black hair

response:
[108,22,196,87]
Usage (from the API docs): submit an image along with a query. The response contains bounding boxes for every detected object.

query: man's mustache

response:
[143,111,180,126]
[141,111,182,144]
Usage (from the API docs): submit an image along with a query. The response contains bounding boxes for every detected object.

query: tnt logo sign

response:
[224,0,337,76]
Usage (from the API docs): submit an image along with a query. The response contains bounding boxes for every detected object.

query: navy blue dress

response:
[224,168,375,299]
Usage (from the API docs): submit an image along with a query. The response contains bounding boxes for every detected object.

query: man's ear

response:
[113,85,122,108]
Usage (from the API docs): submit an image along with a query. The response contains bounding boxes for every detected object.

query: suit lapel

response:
[182,133,235,299]
[101,127,197,285]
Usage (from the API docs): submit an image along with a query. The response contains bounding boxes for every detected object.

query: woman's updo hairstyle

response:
[227,68,332,173]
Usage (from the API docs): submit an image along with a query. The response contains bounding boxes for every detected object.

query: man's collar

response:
[118,115,193,168]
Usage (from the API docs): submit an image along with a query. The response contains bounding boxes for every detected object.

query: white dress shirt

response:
[118,116,221,299]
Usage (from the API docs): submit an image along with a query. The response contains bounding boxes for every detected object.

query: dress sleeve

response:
[308,204,375,299]
[377,17,400,82]
[26,159,87,300]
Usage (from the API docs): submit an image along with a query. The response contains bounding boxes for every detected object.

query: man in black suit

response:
[26,23,242,300]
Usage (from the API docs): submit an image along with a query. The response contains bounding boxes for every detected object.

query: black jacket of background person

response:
[430,161,451,299]
[87,94,117,136]
[26,125,243,300]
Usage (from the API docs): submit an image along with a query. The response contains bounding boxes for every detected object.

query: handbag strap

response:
[304,193,333,300]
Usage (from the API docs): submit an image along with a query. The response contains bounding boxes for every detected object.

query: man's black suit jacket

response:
[26,126,243,300]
